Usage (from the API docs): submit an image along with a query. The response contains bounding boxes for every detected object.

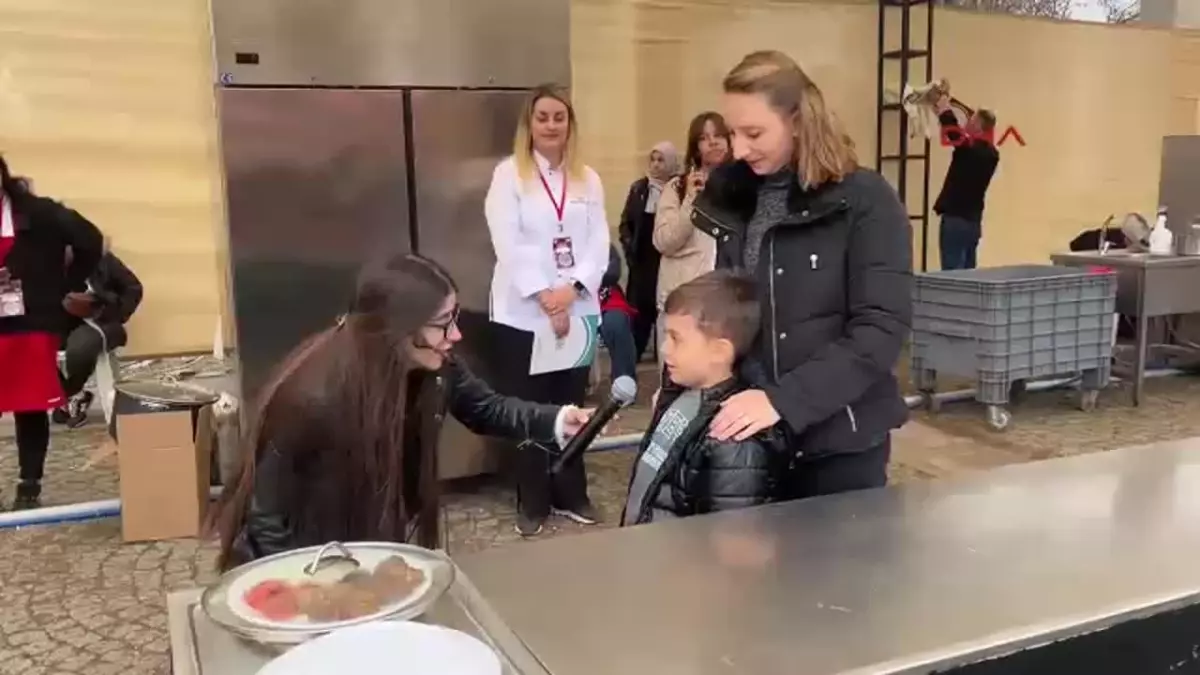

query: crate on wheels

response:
[911,264,1116,431]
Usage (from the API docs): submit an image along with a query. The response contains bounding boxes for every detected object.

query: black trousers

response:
[781,434,891,500]
[625,257,659,360]
[61,323,107,397]
[487,320,591,519]
[2,411,50,483]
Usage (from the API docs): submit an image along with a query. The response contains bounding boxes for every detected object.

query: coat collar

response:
[659,375,744,407]
[701,160,851,231]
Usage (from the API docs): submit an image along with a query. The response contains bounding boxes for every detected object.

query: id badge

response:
[0,282,25,318]
[552,236,576,270]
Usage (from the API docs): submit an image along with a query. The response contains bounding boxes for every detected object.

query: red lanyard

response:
[537,169,567,227]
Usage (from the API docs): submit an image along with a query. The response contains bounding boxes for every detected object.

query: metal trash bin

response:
[911,264,1117,431]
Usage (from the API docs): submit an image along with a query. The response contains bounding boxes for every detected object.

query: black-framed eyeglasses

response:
[424,304,461,340]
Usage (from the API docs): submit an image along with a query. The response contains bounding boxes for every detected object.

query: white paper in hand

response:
[529,315,600,375]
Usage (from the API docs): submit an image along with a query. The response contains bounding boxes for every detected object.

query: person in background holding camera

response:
[653,112,733,363]
[0,155,103,509]
[484,84,609,536]
[933,82,999,271]
[696,51,912,499]
[53,239,143,428]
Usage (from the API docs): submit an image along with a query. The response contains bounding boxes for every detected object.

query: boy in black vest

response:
[621,270,781,526]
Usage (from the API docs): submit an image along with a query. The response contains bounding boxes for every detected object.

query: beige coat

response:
[653,176,716,308]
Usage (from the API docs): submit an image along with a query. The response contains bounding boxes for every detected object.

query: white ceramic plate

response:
[227,549,433,630]
[254,622,502,675]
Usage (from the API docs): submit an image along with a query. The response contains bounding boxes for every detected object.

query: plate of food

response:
[201,542,455,646]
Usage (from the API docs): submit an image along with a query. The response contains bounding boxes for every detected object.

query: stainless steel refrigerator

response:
[211,0,570,478]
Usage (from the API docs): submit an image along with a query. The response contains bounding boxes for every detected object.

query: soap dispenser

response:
[1149,206,1173,255]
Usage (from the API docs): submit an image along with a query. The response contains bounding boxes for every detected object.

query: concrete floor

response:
[3,364,1200,674]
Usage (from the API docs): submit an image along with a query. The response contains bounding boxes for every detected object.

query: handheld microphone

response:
[550,375,638,474]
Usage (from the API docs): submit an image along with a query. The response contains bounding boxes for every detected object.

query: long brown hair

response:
[511,83,584,185]
[677,111,732,200]
[211,253,457,570]
[723,51,858,188]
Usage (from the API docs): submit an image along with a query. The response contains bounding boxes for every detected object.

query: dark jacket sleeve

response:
[618,179,644,259]
[446,358,560,444]
[601,245,622,290]
[95,253,143,324]
[41,198,104,293]
[763,174,913,434]
[938,109,964,146]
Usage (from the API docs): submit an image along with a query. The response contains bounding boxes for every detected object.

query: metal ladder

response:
[875,0,934,271]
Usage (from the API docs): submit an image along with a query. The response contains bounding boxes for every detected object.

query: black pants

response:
[625,257,659,360]
[488,321,591,519]
[61,323,106,397]
[782,435,891,500]
[2,411,50,483]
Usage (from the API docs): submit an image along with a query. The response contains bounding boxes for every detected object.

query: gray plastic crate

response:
[911,265,1116,430]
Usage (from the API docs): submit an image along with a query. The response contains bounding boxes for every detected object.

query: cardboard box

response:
[114,407,213,542]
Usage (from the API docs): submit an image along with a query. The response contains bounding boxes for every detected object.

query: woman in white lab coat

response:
[484,84,609,536]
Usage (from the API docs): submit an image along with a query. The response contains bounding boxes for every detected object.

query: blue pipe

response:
[0,435,649,531]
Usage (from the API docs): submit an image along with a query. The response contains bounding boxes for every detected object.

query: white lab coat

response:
[484,151,609,333]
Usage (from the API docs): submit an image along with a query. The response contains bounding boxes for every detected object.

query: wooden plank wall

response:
[0,0,1195,353]
[0,0,227,356]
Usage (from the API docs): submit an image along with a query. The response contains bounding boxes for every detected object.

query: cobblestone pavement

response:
[2,367,1200,673]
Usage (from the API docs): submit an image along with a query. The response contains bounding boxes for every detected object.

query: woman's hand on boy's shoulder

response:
[709,390,780,442]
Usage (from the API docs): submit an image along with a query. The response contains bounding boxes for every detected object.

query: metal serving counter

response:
[1051,251,1200,405]
[456,437,1200,674]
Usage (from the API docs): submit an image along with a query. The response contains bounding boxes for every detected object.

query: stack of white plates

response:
[255,622,502,675]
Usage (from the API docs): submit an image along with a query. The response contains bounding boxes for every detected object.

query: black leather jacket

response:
[231,358,559,564]
[623,378,784,526]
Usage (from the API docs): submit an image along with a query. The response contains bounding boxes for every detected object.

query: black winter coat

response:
[692,161,912,457]
[232,358,560,564]
[618,177,662,311]
[0,193,104,336]
[65,252,143,349]
[624,379,783,526]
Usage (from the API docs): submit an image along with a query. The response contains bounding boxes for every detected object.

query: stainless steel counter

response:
[456,437,1200,675]
[1051,251,1200,405]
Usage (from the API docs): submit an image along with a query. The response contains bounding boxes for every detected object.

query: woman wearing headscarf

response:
[618,142,678,361]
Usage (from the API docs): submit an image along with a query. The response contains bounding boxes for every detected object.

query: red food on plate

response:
[243,580,301,621]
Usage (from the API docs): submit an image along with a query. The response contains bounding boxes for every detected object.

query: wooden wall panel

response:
[2,0,1195,355]
[932,11,1174,268]
[571,0,877,228]
[0,0,226,356]
[1168,29,1200,134]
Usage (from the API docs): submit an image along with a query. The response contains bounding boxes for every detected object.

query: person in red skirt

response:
[0,155,103,509]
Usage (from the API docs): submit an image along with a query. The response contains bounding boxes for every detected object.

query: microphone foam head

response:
[611,375,638,406]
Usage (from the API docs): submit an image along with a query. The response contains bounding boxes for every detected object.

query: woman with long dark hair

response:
[0,155,103,509]
[652,112,732,360]
[212,253,591,570]
[699,51,912,497]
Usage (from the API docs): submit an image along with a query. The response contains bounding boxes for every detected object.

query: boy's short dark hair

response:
[663,270,760,356]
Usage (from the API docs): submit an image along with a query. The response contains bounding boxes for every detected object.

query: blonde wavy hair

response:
[723,51,858,188]
[512,84,585,186]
